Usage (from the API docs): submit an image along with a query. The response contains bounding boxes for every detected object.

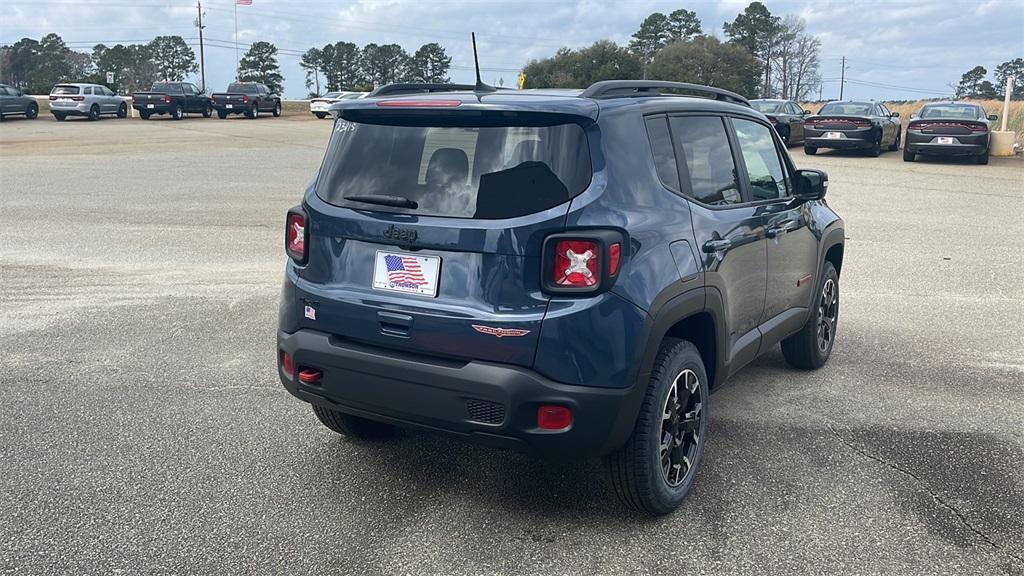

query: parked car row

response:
[750,97,998,164]
[0,81,283,122]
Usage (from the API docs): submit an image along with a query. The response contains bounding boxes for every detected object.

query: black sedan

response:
[904,102,996,164]
[804,100,901,157]
[750,99,810,145]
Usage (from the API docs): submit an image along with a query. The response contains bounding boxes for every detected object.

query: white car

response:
[310,91,366,119]
[49,83,128,121]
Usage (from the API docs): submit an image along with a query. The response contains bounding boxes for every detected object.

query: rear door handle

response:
[702,238,733,253]
[378,311,413,338]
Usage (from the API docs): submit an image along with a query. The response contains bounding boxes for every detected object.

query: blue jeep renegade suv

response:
[277,80,845,515]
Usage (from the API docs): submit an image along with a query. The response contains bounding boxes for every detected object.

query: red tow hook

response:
[297,368,322,384]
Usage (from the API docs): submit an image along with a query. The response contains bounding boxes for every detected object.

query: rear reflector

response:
[537,405,572,430]
[609,243,622,276]
[552,240,600,287]
[280,351,294,378]
[376,99,462,108]
[297,368,322,384]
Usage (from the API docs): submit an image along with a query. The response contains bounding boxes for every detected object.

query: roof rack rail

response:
[580,80,750,107]
[367,83,477,97]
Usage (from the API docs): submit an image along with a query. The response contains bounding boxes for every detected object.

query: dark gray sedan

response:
[0,84,39,121]
[804,100,902,157]
[750,98,810,145]
[904,102,996,164]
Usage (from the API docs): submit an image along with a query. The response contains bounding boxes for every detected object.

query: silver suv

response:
[49,83,128,121]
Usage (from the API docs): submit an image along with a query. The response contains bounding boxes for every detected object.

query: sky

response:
[1,0,1022,100]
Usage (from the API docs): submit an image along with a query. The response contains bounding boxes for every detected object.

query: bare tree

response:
[770,16,820,100]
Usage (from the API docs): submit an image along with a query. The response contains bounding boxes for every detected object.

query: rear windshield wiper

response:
[343,194,418,209]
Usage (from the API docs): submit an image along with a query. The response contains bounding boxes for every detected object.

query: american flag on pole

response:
[236,0,252,5]
[385,255,428,286]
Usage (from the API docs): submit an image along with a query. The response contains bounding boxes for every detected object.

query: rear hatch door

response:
[292,98,597,367]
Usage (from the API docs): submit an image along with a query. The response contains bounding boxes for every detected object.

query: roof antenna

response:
[472,32,496,93]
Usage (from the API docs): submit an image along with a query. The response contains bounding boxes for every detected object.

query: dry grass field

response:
[803,99,1024,143]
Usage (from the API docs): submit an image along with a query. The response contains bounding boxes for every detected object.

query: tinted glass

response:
[733,119,789,201]
[669,116,742,206]
[52,85,80,95]
[84,87,93,95]
[645,116,680,192]
[920,104,982,119]
[787,102,801,115]
[153,83,184,94]
[317,121,592,219]
[752,101,782,113]
[0,87,9,96]
[819,103,872,115]
[323,92,342,98]
[228,83,259,94]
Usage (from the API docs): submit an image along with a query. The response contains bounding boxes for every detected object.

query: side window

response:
[644,116,680,192]
[83,87,92,95]
[733,118,790,201]
[668,116,742,206]
[788,102,801,115]
[0,87,9,96]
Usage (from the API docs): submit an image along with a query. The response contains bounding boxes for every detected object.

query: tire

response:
[272,101,282,117]
[975,152,989,165]
[867,137,881,157]
[903,147,916,162]
[246,103,259,119]
[314,112,327,119]
[172,104,184,120]
[53,112,66,121]
[25,102,38,119]
[781,261,839,370]
[804,145,817,155]
[888,130,901,151]
[608,339,709,516]
[116,102,127,118]
[202,104,212,118]
[88,104,100,121]
[140,111,151,120]
[312,404,396,439]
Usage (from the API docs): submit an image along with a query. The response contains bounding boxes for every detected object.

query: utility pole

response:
[839,56,846,100]
[196,2,206,92]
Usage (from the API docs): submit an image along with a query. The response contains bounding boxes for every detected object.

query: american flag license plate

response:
[372,251,441,297]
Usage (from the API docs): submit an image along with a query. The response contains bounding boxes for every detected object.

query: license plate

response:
[825,131,842,139]
[147,104,154,109]
[372,251,441,297]
[57,98,72,103]
[226,104,233,109]
[936,136,955,144]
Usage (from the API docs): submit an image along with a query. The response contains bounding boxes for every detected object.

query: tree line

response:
[523,1,822,100]
[299,42,451,96]
[955,59,1023,100]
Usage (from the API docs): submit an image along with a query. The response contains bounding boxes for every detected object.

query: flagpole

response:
[233,0,239,80]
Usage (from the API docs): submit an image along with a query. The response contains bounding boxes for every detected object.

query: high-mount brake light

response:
[376,99,462,108]
[553,240,600,287]
[285,209,308,264]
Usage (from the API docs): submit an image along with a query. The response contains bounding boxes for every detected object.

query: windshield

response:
[228,83,259,94]
[819,102,872,115]
[316,120,592,219]
[51,85,80,95]
[752,101,782,113]
[322,92,342,98]
[920,104,982,119]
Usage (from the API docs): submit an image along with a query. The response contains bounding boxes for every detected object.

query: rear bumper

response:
[49,102,89,115]
[213,103,248,112]
[906,132,988,156]
[805,126,878,149]
[277,329,643,456]
[133,103,172,114]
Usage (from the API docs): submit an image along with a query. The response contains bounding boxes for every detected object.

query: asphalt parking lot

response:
[1,115,1022,576]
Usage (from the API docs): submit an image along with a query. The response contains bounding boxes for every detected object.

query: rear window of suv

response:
[52,85,80,95]
[316,120,592,219]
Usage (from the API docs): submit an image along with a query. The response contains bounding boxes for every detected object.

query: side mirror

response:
[802,110,811,115]
[794,169,828,201]
[987,114,998,121]
[891,111,900,118]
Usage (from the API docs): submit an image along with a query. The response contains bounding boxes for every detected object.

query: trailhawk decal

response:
[471,325,532,338]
